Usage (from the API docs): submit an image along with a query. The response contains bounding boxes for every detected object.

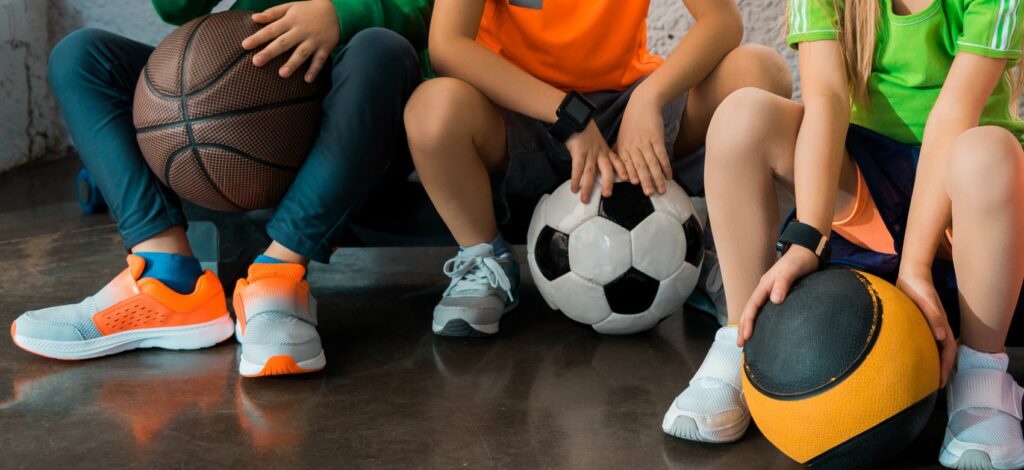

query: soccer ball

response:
[527,180,704,335]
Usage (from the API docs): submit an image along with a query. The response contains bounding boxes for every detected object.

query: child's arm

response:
[151,0,221,25]
[616,0,742,195]
[738,40,850,344]
[429,0,626,202]
[897,53,1006,383]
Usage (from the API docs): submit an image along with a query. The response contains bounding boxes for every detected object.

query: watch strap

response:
[549,116,579,142]
[777,221,831,266]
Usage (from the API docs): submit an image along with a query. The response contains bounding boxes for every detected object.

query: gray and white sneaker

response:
[433,244,520,337]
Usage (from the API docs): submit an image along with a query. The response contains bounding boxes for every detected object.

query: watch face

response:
[564,96,593,125]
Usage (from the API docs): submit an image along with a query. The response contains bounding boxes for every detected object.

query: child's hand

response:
[242,0,340,83]
[565,122,626,204]
[737,247,819,347]
[615,92,672,196]
[896,268,956,387]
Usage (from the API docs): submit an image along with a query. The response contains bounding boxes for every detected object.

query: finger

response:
[253,31,299,67]
[653,141,673,180]
[770,271,793,304]
[580,153,598,203]
[739,278,773,345]
[597,155,615,197]
[607,151,627,181]
[252,3,291,24]
[630,148,656,195]
[642,144,667,194]
[280,40,316,78]
[242,19,289,50]
[570,150,585,194]
[619,148,640,185]
[305,49,331,83]
[939,333,957,387]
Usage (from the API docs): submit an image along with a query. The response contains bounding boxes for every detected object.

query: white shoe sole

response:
[12,315,235,360]
[939,432,1024,470]
[431,299,518,337]
[662,404,750,443]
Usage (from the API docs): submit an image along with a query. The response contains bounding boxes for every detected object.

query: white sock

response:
[947,345,1023,448]
[673,326,746,418]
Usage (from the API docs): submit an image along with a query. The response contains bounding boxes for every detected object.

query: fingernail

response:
[771,292,781,303]
[934,327,945,340]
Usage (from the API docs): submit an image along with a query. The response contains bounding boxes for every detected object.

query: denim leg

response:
[48,28,186,250]
[266,28,422,263]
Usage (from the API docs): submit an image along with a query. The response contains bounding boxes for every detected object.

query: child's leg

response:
[663,88,859,442]
[939,126,1024,469]
[946,127,1024,351]
[405,78,508,247]
[235,29,422,377]
[404,77,517,337]
[675,44,794,156]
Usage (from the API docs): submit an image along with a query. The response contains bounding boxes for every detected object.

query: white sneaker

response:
[663,326,750,443]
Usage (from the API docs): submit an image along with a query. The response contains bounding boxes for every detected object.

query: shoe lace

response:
[442,254,514,302]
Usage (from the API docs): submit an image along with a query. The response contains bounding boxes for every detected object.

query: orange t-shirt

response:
[475,0,664,93]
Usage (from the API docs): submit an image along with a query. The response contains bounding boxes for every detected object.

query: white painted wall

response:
[0,0,793,174]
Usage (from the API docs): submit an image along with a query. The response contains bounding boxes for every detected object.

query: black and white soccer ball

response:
[527,180,704,335]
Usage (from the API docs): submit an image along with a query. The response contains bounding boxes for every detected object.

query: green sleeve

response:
[331,0,432,51]
[150,0,222,26]
[957,0,1024,61]
[787,0,841,49]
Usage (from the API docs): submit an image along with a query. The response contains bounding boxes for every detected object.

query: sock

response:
[254,254,286,264]
[946,345,1022,448]
[460,233,510,257]
[675,326,745,412]
[136,252,202,295]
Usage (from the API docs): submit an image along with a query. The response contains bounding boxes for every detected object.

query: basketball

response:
[742,269,940,469]
[133,10,326,211]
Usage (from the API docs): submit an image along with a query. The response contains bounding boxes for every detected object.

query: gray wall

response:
[0,0,794,174]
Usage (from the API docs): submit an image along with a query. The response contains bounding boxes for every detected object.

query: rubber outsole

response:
[239,351,326,378]
[432,319,494,338]
[11,315,235,360]
[940,436,1024,470]
[662,405,750,444]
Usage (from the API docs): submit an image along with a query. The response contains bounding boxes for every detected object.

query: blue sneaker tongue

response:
[460,243,495,258]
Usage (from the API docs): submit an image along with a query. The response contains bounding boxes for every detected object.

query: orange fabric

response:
[832,167,898,255]
[232,262,308,336]
[475,0,664,92]
[93,269,227,336]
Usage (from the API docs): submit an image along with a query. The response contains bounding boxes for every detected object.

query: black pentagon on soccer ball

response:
[683,214,704,266]
[604,268,660,314]
[534,225,571,281]
[598,183,654,230]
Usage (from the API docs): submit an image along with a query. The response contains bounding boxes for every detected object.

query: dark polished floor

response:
[0,158,1018,469]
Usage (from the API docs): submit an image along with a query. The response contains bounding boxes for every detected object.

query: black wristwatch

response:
[777,220,831,268]
[549,91,597,143]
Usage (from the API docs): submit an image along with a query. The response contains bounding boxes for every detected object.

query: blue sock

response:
[254,254,286,264]
[136,252,202,295]
[461,234,511,256]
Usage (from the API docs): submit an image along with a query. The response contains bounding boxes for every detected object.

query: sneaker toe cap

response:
[14,312,87,341]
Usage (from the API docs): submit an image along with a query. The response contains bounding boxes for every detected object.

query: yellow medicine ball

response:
[742,269,940,469]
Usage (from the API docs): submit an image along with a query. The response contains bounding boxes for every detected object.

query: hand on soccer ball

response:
[243,0,340,83]
[565,121,627,204]
[616,92,671,196]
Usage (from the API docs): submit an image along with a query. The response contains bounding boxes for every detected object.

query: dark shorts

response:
[787,124,1024,333]
[493,78,702,224]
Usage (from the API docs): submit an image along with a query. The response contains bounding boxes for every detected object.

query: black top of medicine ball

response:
[743,269,882,400]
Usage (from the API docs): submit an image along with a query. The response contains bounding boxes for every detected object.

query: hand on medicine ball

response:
[242,0,340,83]
[896,270,956,387]
[738,246,819,347]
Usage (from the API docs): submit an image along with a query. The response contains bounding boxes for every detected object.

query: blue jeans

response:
[48,27,421,263]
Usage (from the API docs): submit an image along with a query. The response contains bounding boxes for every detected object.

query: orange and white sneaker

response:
[233,263,325,377]
[11,255,234,360]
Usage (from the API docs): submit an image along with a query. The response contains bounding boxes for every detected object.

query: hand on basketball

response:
[243,0,340,83]
[896,268,956,387]
[737,246,820,347]
[566,121,625,204]
[615,90,672,197]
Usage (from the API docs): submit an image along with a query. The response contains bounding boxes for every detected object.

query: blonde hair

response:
[799,0,1023,115]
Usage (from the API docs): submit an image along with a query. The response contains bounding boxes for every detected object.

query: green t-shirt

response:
[787,0,1024,144]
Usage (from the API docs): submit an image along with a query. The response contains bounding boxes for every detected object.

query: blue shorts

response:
[787,125,1024,336]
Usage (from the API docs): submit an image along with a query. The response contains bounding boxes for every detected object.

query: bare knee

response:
[715,44,793,99]
[947,126,1024,206]
[706,88,794,171]
[405,78,481,158]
